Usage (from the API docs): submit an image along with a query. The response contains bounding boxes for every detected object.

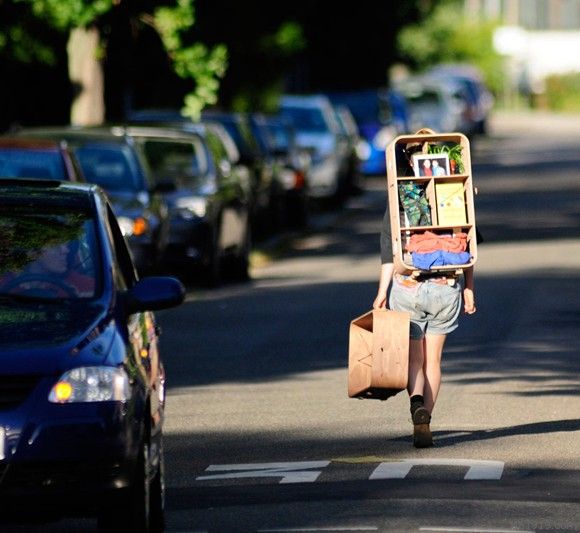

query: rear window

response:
[142,139,208,188]
[0,149,67,180]
[280,107,329,133]
[74,144,141,192]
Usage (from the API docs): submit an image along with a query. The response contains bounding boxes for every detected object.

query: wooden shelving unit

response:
[386,132,478,276]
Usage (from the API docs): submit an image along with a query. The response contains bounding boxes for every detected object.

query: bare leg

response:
[407,338,425,398]
[422,333,447,414]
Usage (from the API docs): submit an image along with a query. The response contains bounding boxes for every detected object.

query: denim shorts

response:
[389,278,463,340]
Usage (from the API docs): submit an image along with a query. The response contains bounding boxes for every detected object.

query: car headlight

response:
[175,197,207,218]
[49,366,132,403]
[118,216,148,237]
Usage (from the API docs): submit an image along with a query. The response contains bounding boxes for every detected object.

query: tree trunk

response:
[67,26,105,126]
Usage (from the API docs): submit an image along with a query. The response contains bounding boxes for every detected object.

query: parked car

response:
[14,127,172,276]
[278,94,350,201]
[248,113,310,229]
[395,75,472,135]
[327,88,410,176]
[0,178,184,529]
[0,137,85,181]
[201,110,278,234]
[333,104,363,192]
[426,63,494,134]
[119,125,253,285]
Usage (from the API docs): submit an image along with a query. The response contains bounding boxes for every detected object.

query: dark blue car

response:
[0,179,184,530]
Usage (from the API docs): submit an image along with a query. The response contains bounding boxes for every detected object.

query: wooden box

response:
[386,131,478,276]
[348,309,409,400]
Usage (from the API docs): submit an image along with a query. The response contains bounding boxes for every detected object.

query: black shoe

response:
[412,407,433,448]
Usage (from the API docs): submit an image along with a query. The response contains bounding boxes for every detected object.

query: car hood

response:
[0,300,115,374]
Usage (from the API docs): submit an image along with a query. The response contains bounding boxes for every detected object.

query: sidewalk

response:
[489,109,580,136]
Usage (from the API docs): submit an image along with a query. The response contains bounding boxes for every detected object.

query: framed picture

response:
[412,153,450,177]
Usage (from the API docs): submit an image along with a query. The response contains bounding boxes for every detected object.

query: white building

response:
[466,0,580,94]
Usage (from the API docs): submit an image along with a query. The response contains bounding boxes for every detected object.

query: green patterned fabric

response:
[398,182,431,226]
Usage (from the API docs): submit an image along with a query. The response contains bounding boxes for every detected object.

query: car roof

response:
[0,178,99,209]
[0,137,69,151]
[280,94,333,107]
[110,124,204,142]
[14,127,133,145]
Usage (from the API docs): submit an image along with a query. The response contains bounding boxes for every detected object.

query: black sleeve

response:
[380,205,393,264]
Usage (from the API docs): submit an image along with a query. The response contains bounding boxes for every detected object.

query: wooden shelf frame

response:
[386,132,478,276]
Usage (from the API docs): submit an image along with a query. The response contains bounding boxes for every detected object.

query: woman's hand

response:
[463,287,476,314]
[373,292,386,309]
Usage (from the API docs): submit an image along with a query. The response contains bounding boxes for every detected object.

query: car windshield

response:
[0,149,66,180]
[405,89,442,107]
[280,107,329,133]
[0,210,101,301]
[73,144,141,192]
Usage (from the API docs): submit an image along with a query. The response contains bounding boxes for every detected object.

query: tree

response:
[397,0,503,94]
[11,0,227,124]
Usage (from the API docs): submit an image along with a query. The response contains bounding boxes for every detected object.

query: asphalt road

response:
[7,111,580,531]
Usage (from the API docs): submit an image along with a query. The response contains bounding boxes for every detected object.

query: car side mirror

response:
[126,276,185,313]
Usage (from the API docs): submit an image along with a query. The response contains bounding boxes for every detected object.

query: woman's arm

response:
[463,266,476,314]
[373,262,394,309]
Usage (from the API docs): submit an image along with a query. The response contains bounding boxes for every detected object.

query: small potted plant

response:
[428,143,464,174]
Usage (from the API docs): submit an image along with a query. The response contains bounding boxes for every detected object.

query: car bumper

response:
[0,403,141,500]
[164,216,212,265]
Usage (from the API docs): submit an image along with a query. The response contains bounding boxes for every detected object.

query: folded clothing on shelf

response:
[406,230,468,253]
[412,250,471,269]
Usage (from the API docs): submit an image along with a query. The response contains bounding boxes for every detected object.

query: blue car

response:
[327,89,410,176]
[0,179,184,530]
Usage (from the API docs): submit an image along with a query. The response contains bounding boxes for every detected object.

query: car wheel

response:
[228,223,251,282]
[285,194,309,230]
[201,231,222,287]
[97,429,164,532]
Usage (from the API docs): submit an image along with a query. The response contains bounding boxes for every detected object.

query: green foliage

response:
[428,142,464,173]
[397,0,503,95]
[544,72,580,112]
[7,0,228,121]
[15,0,115,30]
[152,0,228,120]
[5,23,57,64]
[259,21,306,57]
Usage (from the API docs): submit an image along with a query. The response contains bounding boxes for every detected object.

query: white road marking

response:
[196,461,331,484]
[370,459,505,480]
[419,526,535,533]
[257,526,379,533]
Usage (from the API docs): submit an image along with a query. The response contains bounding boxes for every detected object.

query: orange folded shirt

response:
[406,231,468,253]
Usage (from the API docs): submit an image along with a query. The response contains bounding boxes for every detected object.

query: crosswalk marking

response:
[370,459,505,480]
[196,461,331,484]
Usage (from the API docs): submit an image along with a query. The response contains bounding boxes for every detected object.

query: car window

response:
[204,129,229,165]
[141,139,207,187]
[280,107,329,133]
[106,204,137,289]
[0,149,67,180]
[405,89,442,107]
[0,210,100,300]
[73,144,141,192]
